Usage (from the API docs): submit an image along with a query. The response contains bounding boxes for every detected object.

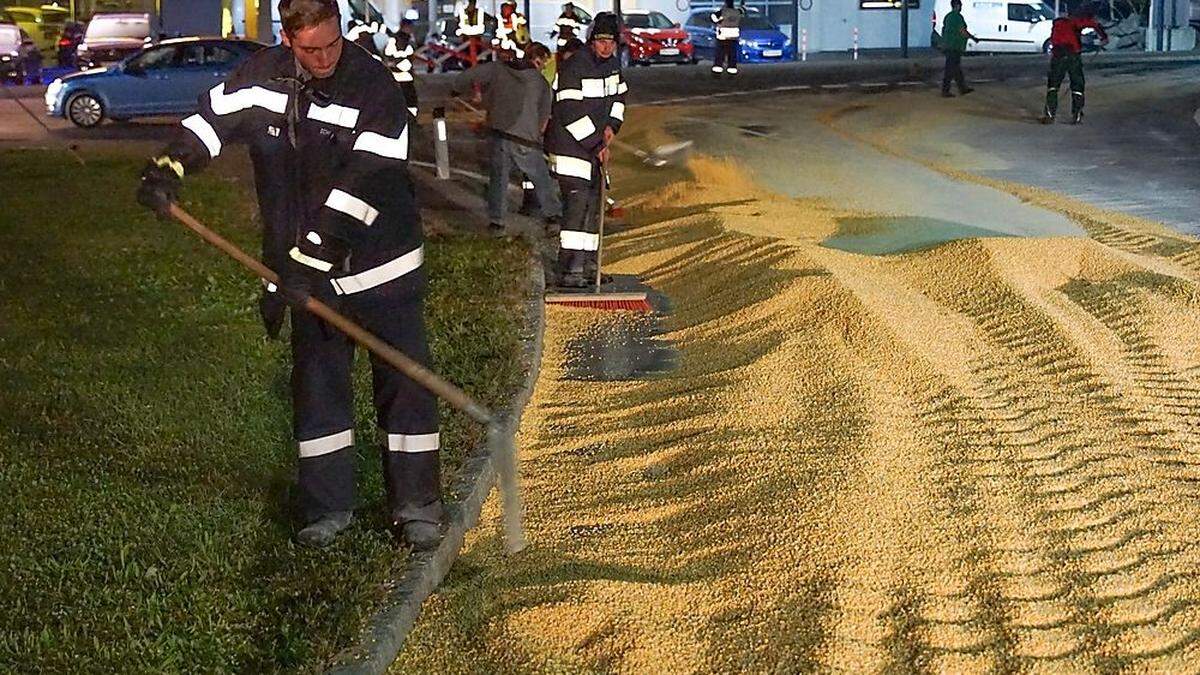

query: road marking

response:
[821,83,850,90]
[897,81,923,86]
[771,84,812,91]
[860,82,888,88]
[975,78,996,83]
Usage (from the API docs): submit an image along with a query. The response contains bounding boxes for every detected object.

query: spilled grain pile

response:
[391,106,1200,672]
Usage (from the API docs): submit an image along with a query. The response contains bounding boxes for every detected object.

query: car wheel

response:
[66,92,104,128]
[1042,39,1052,54]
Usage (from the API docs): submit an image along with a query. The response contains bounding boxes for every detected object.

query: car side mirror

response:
[1030,15,1041,23]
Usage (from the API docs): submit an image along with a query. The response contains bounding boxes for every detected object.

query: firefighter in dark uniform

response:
[346,16,382,56]
[545,12,626,288]
[710,0,744,76]
[384,9,420,119]
[136,0,443,550]
[1042,3,1107,125]
[554,2,583,50]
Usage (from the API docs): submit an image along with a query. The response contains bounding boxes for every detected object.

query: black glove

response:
[137,156,183,217]
[278,229,348,307]
[259,284,288,340]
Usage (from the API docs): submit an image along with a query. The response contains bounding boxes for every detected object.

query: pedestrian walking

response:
[452,42,562,235]
[1041,3,1107,124]
[711,0,744,77]
[940,0,977,97]
[545,11,626,288]
[136,0,442,551]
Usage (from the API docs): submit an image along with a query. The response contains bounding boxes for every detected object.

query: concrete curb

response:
[322,173,547,675]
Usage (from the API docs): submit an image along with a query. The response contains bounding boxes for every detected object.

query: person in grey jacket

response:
[452,44,562,235]
[711,0,744,76]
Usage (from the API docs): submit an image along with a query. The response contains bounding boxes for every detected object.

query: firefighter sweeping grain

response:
[392,104,1200,671]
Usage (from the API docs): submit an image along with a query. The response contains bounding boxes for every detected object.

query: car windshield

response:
[624,12,673,28]
[85,17,149,40]
[0,25,20,47]
[741,15,775,29]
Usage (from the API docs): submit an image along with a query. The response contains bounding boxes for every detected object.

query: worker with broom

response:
[544,11,627,289]
[135,0,444,551]
[450,41,561,237]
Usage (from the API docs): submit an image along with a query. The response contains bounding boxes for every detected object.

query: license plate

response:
[659,47,679,55]
[762,49,782,57]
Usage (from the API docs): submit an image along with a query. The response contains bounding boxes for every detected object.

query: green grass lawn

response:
[0,149,529,671]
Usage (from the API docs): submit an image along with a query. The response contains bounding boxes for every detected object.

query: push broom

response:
[165,203,527,554]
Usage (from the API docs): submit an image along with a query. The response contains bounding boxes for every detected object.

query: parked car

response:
[0,23,41,83]
[931,0,1054,52]
[4,4,68,53]
[45,37,264,128]
[56,20,83,66]
[683,9,793,63]
[76,12,152,70]
[620,9,694,66]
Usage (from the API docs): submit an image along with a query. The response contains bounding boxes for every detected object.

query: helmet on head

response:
[589,11,619,42]
[403,8,419,22]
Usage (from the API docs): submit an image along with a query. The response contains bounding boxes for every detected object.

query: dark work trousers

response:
[1044,51,1085,117]
[556,163,600,277]
[291,288,442,527]
[487,133,562,224]
[715,39,738,73]
[942,50,968,93]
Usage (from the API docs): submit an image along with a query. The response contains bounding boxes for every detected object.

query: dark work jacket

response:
[160,43,423,300]
[544,47,626,187]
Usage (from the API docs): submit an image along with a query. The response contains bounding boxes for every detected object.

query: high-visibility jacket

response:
[555,11,582,45]
[1050,15,1105,54]
[159,43,423,299]
[457,5,485,36]
[711,6,743,40]
[495,10,528,49]
[545,47,627,187]
[384,29,419,117]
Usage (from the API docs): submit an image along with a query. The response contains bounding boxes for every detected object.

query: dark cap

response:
[590,11,619,41]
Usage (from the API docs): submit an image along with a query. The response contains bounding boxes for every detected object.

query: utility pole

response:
[900,0,909,58]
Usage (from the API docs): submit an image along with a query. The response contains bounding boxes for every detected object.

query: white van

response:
[933,0,1056,53]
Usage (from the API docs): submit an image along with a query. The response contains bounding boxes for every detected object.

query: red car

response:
[620,10,694,67]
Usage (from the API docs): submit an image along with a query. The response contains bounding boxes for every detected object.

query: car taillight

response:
[58,38,71,47]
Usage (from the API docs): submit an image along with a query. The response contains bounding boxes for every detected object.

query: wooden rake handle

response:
[166,203,495,426]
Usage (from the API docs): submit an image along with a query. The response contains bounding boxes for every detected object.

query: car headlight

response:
[784,37,792,47]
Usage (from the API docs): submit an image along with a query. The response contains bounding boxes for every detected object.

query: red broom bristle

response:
[546,298,653,312]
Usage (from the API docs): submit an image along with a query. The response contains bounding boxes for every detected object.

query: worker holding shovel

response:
[136,0,443,551]
[544,11,627,289]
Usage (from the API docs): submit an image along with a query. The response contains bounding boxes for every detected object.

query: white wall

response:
[801,3,934,52]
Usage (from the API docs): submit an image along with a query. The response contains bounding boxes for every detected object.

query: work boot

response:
[1039,114,1054,124]
[959,86,974,95]
[488,222,506,238]
[396,520,442,551]
[1071,110,1084,125]
[296,510,353,548]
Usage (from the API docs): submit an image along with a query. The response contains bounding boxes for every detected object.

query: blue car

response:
[45,37,264,128]
[683,9,793,64]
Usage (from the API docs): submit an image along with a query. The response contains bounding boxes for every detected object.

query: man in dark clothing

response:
[136,0,443,551]
[384,9,420,119]
[452,43,561,235]
[544,11,626,288]
[1042,4,1107,124]
[554,2,583,49]
[940,0,978,97]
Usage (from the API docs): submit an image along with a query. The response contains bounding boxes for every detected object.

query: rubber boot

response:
[296,510,353,548]
[398,520,441,551]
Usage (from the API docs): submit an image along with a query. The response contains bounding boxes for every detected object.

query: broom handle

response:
[595,159,606,292]
[166,203,495,426]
